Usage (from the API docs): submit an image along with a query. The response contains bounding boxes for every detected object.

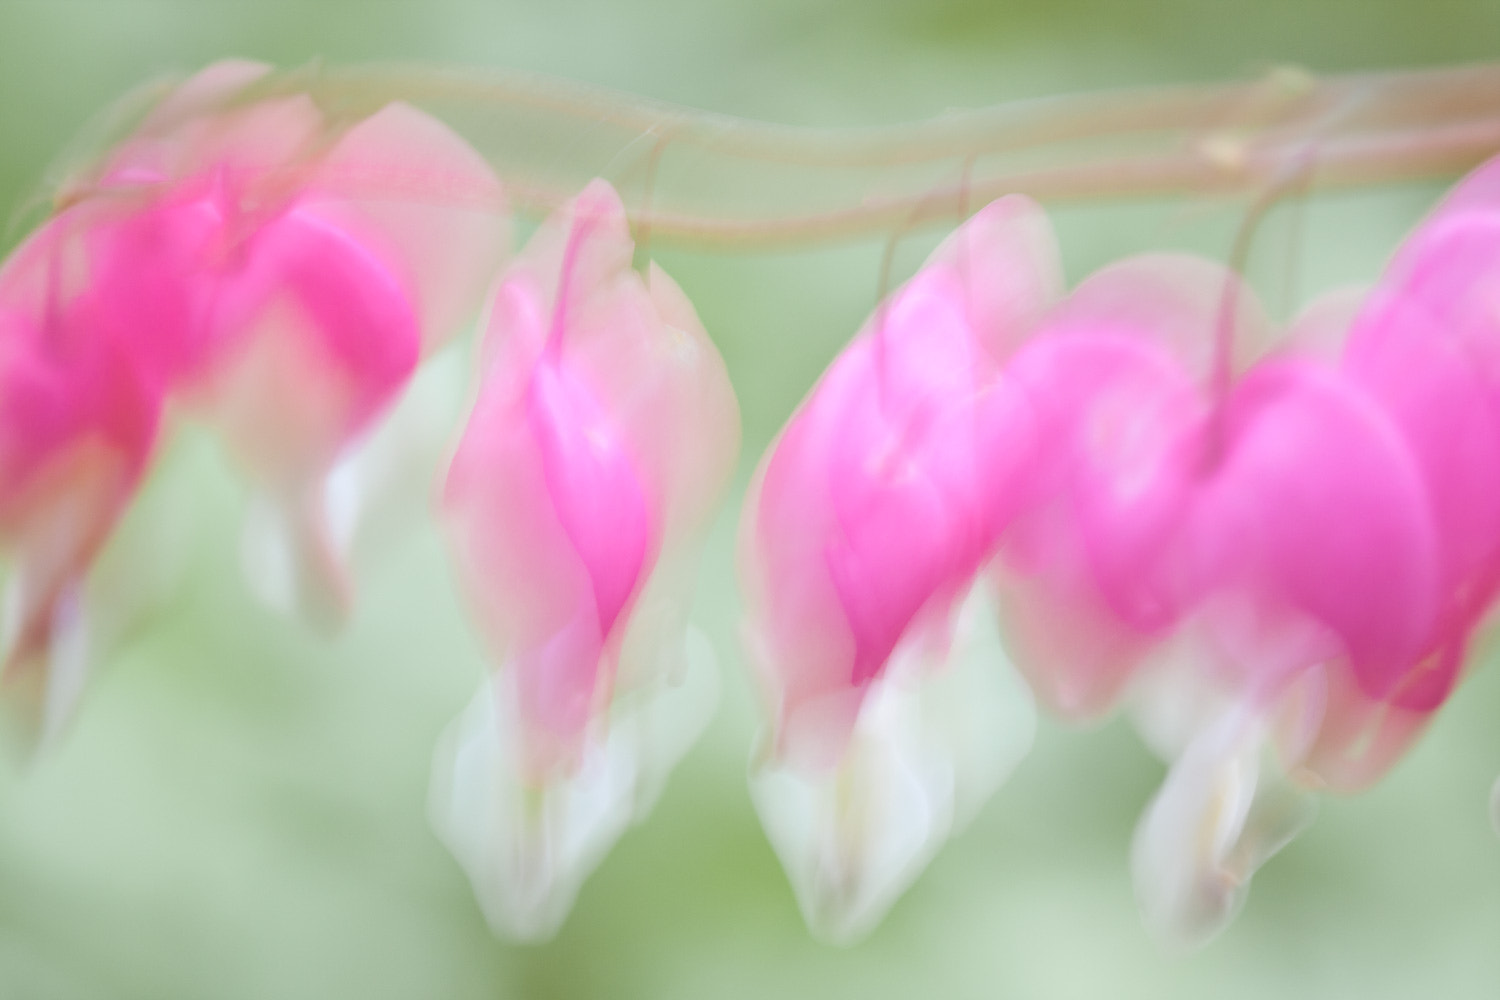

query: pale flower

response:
[432,179,738,939]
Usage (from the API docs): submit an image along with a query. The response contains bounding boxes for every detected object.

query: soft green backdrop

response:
[0,2,1497,998]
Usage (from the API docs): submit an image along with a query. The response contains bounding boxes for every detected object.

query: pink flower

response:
[981,238,1487,943]
[0,61,509,736]
[1127,323,1444,943]
[1290,152,1500,792]
[148,74,509,620]
[111,62,507,620]
[991,254,1269,722]
[1164,153,1500,800]
[1125,150,1500,938]
[740,196,1056,940]
[0,204,168,735]
[433,179,738,938]
[743,196,1056,763]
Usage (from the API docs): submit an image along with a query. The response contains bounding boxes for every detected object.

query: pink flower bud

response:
[740,196,1055,940]
[742,196,1058,768]
[434,179,738,939]
[443,178,738,780]
[992,254,1268,721]
[0,62,508,735]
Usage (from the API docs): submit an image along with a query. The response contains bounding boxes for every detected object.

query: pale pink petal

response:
[309,102,510,350]
[991,254,1256,720]
[1188,359,1441,701]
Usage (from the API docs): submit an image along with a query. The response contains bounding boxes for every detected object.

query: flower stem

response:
[60,61,1500,252]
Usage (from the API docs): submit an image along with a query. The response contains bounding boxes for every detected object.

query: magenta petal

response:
[1192,359,1441,700]
[744,197,1059,759]
[526,362,651,640]
[988,254,1251,720]
[443,180,731,781]
[1346,288,1500,641]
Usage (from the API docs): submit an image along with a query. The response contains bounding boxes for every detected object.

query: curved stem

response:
[59,61,1500,252]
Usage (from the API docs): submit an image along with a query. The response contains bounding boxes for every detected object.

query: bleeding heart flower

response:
[165,83,510,623]
[1129,333,1443,945]
[991,254,1269,722]
[0,60,509,742]
[0,204,169,744]
[981,247,1459,945]
[433,179,739,939]
[1126,160,1500,938]
[740,196,1055,941]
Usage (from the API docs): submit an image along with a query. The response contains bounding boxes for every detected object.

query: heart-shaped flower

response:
[433,179,739,939]
[741,196,1056,941]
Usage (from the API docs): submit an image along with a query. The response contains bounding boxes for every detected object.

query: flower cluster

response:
[0,59,507,741]
[744,156,1500,943]
[3,60,1498,948]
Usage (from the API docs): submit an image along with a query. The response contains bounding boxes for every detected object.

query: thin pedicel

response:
[38,62,1500,251]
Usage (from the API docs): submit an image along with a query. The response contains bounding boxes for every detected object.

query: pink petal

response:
[1189,358,1441,701]
[743,198,1056,759]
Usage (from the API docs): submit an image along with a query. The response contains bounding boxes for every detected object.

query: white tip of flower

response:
[429,675,635,941]
[239,488,352,628]
[909,583,1036,830]
[1131,708,1317,949]
[243,345,468,623]
[0,574,92,754]
[752,682,945,945]
[616,626,720,822]
[325,345,470,560]
[430,629,719,942]
[38,586,90,750]
[751,585,1034,944]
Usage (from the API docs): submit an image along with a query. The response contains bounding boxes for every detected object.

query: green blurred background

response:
[1,1,1498,997]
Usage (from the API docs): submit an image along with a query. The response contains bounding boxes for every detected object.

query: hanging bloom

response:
[1330,151,1500,813]
[0,205,168,745]
[147,75,511,622]
[1126,146,1500,939]
[0,60,509,740]
[990,254,1270,722]
[740,196,1056,942]
[1131,326,1442,944]
[982,244,1478,944]
[960,251,1320,946]
[0,61,270,739]
[76,60,510,622]
[432,179,739,939]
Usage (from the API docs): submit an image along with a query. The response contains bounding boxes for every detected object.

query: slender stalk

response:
[55,61,1500,252]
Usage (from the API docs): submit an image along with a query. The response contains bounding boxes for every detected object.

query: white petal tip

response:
[428,676,636,942]
[239,491,352,628]
[431,634,718,941]
[751,586,1034,943]
[0,577,93,757]
[616,625,720,821]
[1131,711,1317,949]
[751,681,955,945]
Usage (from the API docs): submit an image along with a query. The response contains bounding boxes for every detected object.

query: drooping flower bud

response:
[741,196,1055,941]
[992,254,1269,722]
[1130,322,1441,944]
[0,207,169,745]
[433,180,739,939]
[173,87,510,623]
[0,60,510,741]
